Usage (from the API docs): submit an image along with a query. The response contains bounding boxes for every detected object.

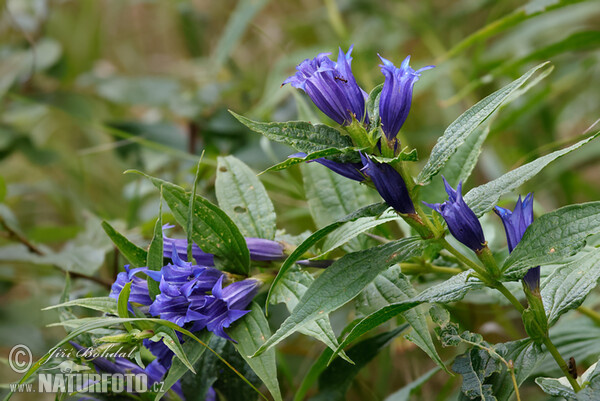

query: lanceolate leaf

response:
[542,248,600,326]
[229,303,283,401]
[417,62,551,185]
[366,83,384,127]
[42,297,118,315]
[464,132,599,217]
[230,111,353,153]
[253,237,425,357]
[101,221,147,267]
[130,171,250,275]
[261,148,357,173]
[271,266,351,363]
[147,196,163,299]
[216,156,277,240]
[355,265,447,373]
[502,201,600,280]
[329,271,483,361]
[265,202,389,309]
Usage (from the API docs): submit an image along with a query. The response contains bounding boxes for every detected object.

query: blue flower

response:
[290,152,365,182]
[149,249,222,327]
[163,225,285,265]
[495,194,539,291]
[109,266,153,307]
[283,46,368,125]
[187,276,259,341]
[425,178,486,252]
[378,55,433,141]
[360,153,415,214]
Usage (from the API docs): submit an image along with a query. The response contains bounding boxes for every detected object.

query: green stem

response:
[494,283,524,313]
[542,337,581,392]
[439,238,486,276]
[401,262,462,275]
[476,245,501,278]
[577,306,600,325]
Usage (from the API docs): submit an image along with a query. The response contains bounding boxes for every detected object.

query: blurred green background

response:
[1,0,599,399]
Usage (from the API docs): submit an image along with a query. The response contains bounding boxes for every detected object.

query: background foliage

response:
[1,0,599,400]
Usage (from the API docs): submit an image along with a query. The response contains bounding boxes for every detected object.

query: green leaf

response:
[453,347,502,401]
[309,326,408,401]
[117,282,134,332]
[319,209,399,257]
[147,326,195,373]
[330,271,482,361]
[353,265,447,373]
[488,339,545,401]
[180,335,225,401]
[230,302,282,401]
[384,367,440,401]
[369,148,418,163]
[42,297,118,314]
[464,132,600,217]
[542,248,600,326]
[216,155,277,240]
[366,83,384,127]
[230,111,354,153]
[253,237,424,357]
[213,0,270,70]
[265,202,389,309]
[419,125,490,205]
[417,62,551,185]
[302,160,375,252]
[270,266,350,363]
[147,197,163,299]
[536,359,600,401]
[101,221,147,268]
[502,201,600,280]
[260,147,356,173]
[131,171,250,275]
[157,331,213,401]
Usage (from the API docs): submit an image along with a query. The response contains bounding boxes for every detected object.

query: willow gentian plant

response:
[13,48,600,401]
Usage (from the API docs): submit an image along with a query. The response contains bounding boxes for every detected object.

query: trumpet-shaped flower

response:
[360,153,415,214]
[284,46,368,125]
[495,194,539,291]
[378,55,433,141]
[425,178,486,252]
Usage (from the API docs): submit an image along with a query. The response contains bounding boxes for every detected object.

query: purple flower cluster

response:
[110,249,260,342]
[148,249,260,341]
[284,47,433,215]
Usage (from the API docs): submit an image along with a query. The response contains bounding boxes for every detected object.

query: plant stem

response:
[401,262,462,275]
[542,337,581,392]
[577,306,600,325]
[439,238,486,276]
[493,283,524,313]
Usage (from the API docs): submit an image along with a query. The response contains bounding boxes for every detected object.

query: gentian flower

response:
[163,225,285,265]
[109,266,153,307]
[283,46,368,125]
[494,194,539,291]
[290,152,365,182]
[425,178,486,252]
[187,275,259,341]
[149,249,222,327]
[378,55,433,141]
[360,153,415,214]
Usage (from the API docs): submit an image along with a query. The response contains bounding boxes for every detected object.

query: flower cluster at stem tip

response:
[285,46,539,291]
